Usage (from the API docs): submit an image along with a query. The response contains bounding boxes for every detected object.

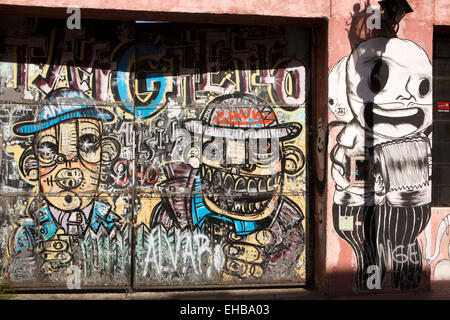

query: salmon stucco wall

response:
[0,0,331,19]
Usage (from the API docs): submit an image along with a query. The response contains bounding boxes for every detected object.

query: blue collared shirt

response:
[190,175,258,235]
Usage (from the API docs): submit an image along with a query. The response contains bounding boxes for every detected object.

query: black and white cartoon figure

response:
[11,89,122,275]
[328,56,353,124]
[150,93,306,280]
[330,37,432,290]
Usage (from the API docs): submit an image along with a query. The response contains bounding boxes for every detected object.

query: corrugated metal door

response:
[0,17,310,289]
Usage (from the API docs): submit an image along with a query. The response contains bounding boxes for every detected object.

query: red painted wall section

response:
[0,0,331,18]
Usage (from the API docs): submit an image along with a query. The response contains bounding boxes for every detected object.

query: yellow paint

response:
[136,196,161,226]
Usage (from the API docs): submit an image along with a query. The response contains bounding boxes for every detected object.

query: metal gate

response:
[0,17,310,290]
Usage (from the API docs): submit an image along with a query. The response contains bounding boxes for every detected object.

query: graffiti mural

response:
[424,209,450,280]
[0,91,134,285]
[329,36,432,290]
[137,93,306,284]
[0,18,309,288]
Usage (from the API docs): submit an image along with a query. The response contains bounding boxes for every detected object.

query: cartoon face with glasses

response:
[12,90,121,262]
[152,93,306,280]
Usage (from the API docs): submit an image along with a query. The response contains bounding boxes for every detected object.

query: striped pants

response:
[333,203,430,290]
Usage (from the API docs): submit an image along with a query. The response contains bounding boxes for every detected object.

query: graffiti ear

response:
[18,147,39,184]
[101,137,120,164]
[283,145,305,175]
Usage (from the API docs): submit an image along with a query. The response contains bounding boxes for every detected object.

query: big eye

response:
[78,134,100,153]
[419,78,430,97]
[369,59,389,93]
[37,141,57,163]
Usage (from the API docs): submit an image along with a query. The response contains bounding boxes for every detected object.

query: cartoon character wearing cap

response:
[151,93,306,280]
[11,89,122,275]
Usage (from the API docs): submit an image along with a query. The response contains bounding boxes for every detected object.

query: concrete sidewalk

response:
[8,281,450,300]
[332,280,450,300]
[10,287,322,300]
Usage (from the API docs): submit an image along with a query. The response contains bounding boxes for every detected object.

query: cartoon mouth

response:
[55,178,83,189]
[201,164,282,215]
[55,168,84,190]
[364,103,425,130]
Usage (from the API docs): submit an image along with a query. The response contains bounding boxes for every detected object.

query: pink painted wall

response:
[435,0,450,25]
[0,0,330,18]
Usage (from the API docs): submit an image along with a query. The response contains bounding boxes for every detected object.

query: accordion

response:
[374,136,431,194]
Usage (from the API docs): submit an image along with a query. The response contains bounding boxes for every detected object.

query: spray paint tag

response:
[339,216,354,231]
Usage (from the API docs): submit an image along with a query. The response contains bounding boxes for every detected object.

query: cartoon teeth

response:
[201,164,282,193]
[201,164,282,215]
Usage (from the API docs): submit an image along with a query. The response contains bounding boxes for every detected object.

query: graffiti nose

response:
[54,153,79,164]
[54,153,66,164]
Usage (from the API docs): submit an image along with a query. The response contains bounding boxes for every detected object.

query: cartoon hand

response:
[374,173,385,194]
[222,229,275,280]
[39,229,72,275]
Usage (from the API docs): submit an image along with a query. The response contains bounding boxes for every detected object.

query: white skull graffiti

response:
[328,56,353,123]
[346,37,432,138]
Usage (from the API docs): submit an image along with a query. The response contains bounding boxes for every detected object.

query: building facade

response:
[0,0,448,296]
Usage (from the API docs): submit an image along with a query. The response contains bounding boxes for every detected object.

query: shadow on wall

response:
[345,0,396,48]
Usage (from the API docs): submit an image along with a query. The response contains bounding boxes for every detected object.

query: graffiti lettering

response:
[138,224,224,278]
[111,161,158,188]
[0,20,308,288]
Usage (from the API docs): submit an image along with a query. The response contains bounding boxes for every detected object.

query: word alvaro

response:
[141,224,225,277]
